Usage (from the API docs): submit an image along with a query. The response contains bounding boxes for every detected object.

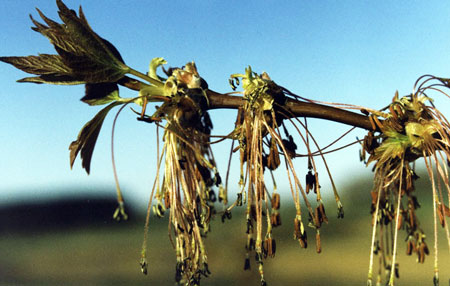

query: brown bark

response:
[206,90,374,131]
[119,78,374,131]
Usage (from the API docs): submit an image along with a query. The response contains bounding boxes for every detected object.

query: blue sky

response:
[1,1,450,209]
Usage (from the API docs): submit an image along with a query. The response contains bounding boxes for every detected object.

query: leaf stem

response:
[128,68,164,87]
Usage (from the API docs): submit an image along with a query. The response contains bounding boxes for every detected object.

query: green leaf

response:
[0,54,84,85]
[0,54,69,76]
[1,0,129,85]
[82,83,120,105]
[28,0,128,83]
[82,77,144,106]
[69,101,122,174]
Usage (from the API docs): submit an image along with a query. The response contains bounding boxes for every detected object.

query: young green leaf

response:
[82,83,120,106]
[0,54,84,85]
[0,0,130,86]
[32,0,129,83]
[69,101,122,174]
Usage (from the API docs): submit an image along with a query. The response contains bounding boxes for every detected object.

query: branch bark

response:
[206,90,374,131]
[119,78,374,132]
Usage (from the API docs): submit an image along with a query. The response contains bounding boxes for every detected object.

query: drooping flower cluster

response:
[362,78,450,286]
[228,67,343,285]
[136,60,225,285]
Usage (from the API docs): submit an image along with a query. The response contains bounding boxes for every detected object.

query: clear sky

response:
[1,1,450,209]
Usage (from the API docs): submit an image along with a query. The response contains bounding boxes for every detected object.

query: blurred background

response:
[1,175,449,285]
[1,1,450,285]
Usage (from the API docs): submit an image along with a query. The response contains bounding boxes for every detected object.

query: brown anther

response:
[282,135,297,158]
[294,217,301,238]
[314,207,321,228]
[306,171,315,194]
[394,103,404,118]
[389,104,397,120]
[299,237,307,249]
[369,115,377,131]
[406,243,412,256]
[370,191,378,206]
[417,249,425,263]
[314,203,328,228]
[271,211,282,227]
[294,217,308,248]
[363,131,379,154]
[258,185,266,201]
[164,191,171,209]
[318,203,328,224]
[315,231,322,253]
[443,203,450,217]
[359,148,366,162]
[263,237,276,258]
[267,139,280,170]
[271,193,280,210]
[369,114,384,131]
[417,242,429,263]
[406,236,415,255]
[437,203,446,227]
[314,173,319,194]
[246,236,255,251]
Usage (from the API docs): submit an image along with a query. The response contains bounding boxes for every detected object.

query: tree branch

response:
[119,79,374,132]
[206,90,374,131]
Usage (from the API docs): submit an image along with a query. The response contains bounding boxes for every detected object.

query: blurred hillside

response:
[1,174,449,286]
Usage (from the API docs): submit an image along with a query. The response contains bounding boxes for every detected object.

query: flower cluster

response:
[228,67,343,285]
[362,78,450,286]
[137,61,225,285]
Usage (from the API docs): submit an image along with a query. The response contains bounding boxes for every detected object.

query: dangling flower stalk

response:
[280,113,344,218]
[432,151,450,250]
[367,177,384,285]
[423,152,440,285]
[228,67,344,284]
[143,63,224,285]
[139,125,163,274]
